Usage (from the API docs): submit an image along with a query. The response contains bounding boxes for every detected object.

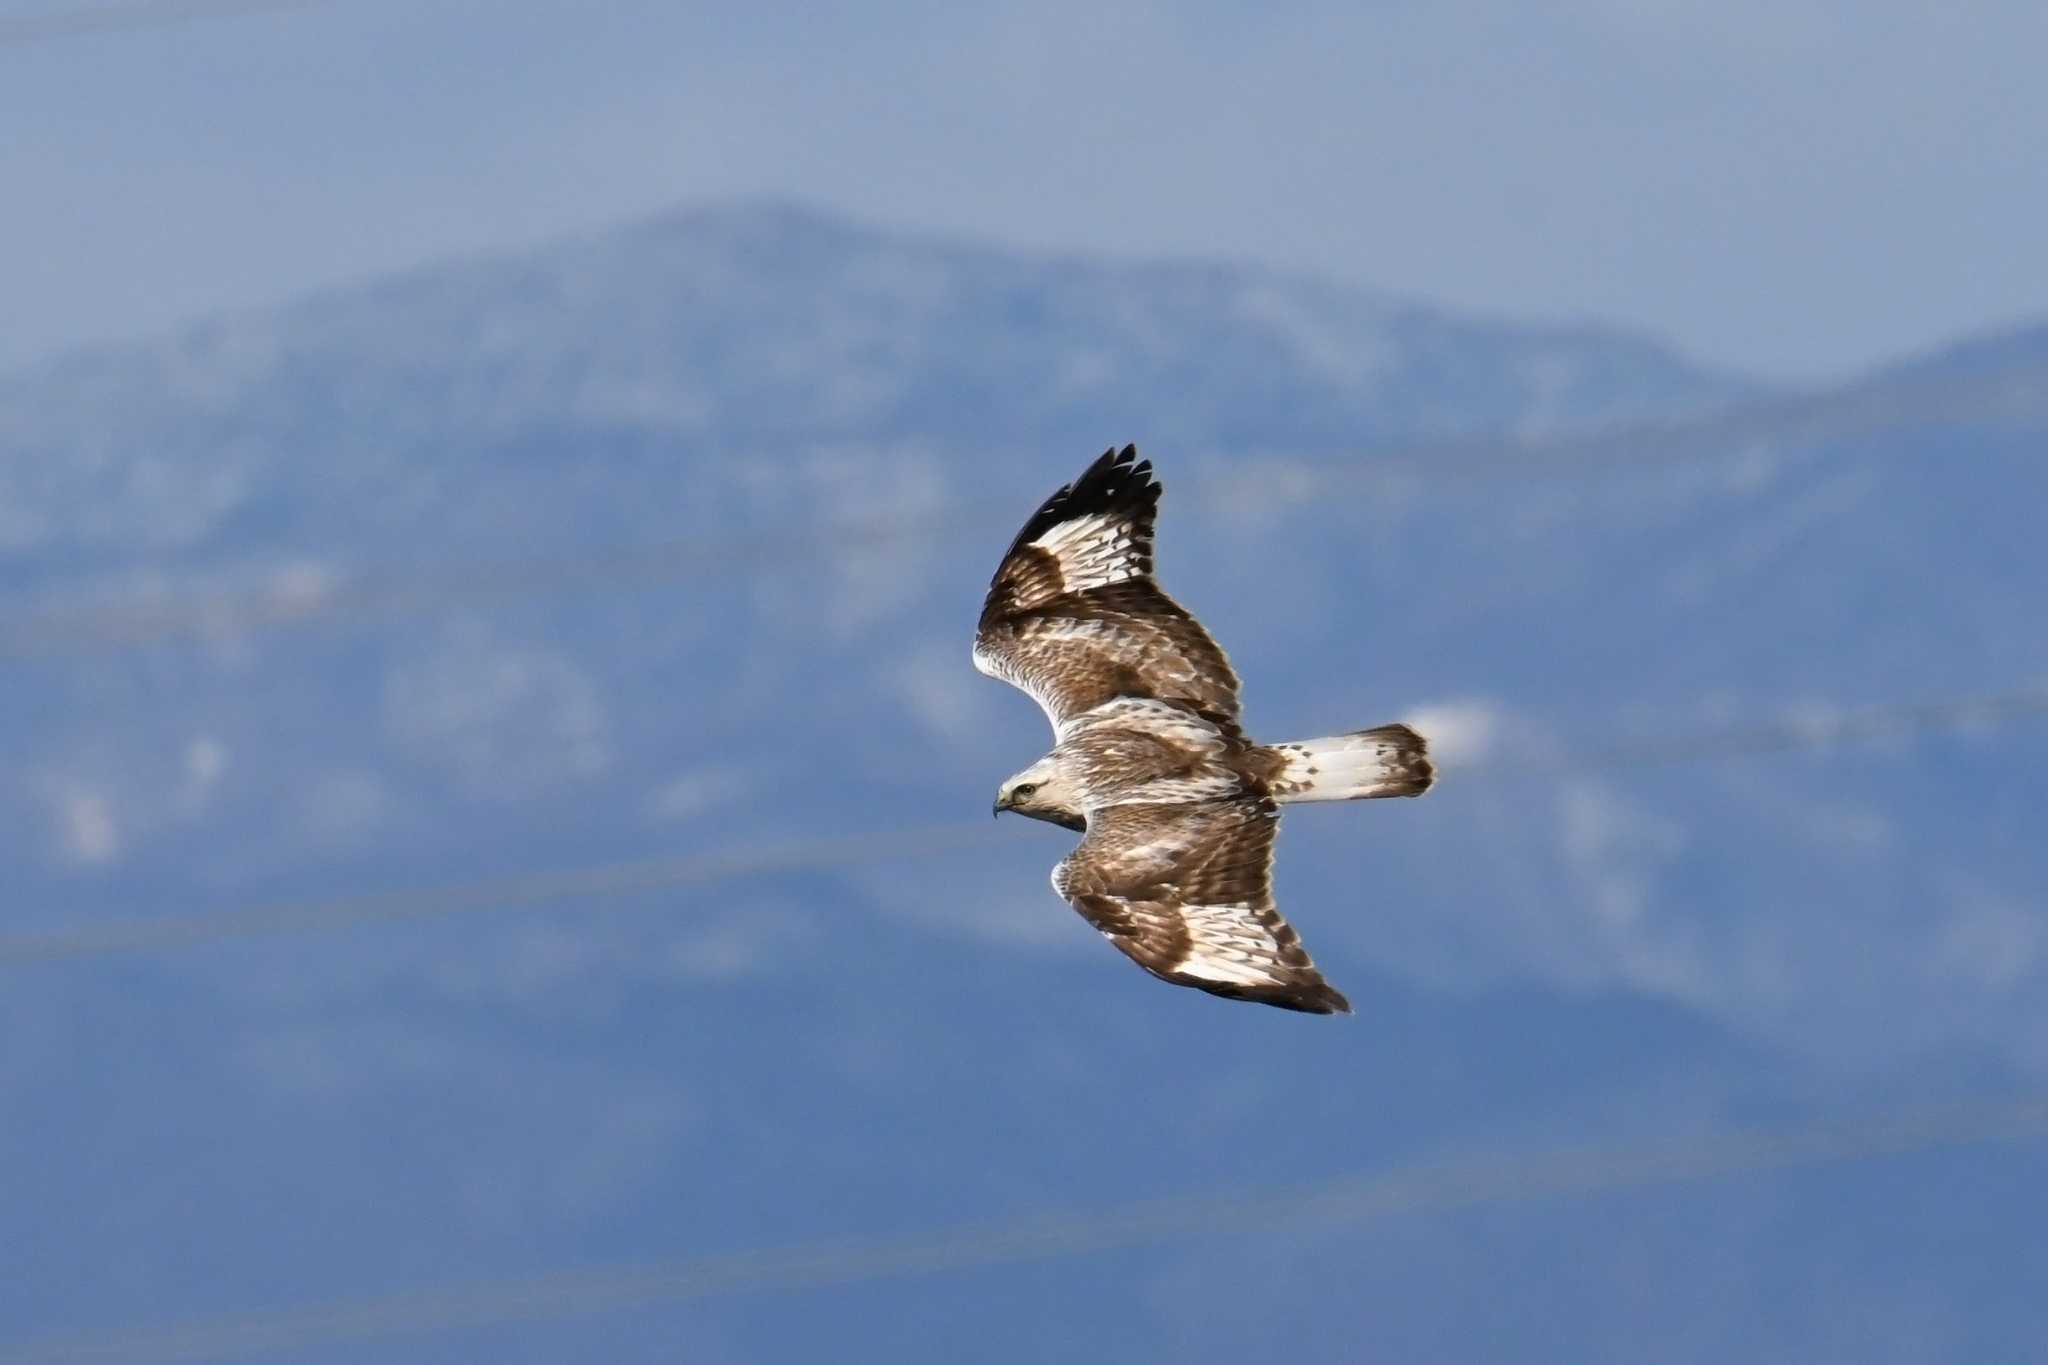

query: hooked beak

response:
[992,792,1010,818]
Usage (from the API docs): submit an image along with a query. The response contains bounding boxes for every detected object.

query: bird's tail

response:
[1263,723,1435,803]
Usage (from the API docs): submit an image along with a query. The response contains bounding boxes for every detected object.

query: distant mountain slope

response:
[2,204,2044,1365]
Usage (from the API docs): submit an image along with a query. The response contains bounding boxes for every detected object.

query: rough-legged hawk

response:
[974,446,1433,1014]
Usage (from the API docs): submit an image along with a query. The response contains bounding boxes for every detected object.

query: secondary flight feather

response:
[974,446,1434,1014]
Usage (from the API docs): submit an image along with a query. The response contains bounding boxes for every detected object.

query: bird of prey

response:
[974,446,1433,1014]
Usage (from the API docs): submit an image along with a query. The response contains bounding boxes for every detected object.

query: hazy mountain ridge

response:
[0,202,1755,571]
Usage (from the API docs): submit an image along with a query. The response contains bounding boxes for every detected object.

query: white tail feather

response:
[1266,724,1434,803]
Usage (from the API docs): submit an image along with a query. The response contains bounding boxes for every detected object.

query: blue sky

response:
[4,0,2044,379]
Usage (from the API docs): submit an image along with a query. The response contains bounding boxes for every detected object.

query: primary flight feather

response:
[974,446,1434,1014]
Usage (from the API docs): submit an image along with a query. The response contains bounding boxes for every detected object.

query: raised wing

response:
[973,446,1241,735]
[1053,798,1350,1014]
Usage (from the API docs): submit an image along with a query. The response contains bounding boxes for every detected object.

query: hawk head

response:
[994,758,1086,832]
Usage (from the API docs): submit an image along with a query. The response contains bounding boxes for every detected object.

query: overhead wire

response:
[4,1094,2044,1364]
[0,371,1997,662]
[0,822,1007,965]
[0,492,1019,660]
[1492,683,2048,772]
[4,681,2041,967]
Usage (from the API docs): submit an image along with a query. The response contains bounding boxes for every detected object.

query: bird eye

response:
[1012,783,1038,799]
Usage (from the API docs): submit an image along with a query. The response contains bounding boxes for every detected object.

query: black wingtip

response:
[1180,974,1352,1014]
[1004,444,1160,558]
[1264,981,1354,1015]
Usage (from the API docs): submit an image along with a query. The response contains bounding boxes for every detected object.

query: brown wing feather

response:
[1055,799,1350,1015]
[973,446,1242,732]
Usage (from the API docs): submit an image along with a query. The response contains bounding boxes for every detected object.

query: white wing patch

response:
[1027,511,1146,593]
[1169,902,1290,987]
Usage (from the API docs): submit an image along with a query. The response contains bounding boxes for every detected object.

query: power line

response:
[1497,684,2048,772]
[0,822,1006,965]
[0,494,1018,660]
[5,1095,2043,1364]
[0,388,1990,661]
[5,682,2040,968]
[0,0,334,48]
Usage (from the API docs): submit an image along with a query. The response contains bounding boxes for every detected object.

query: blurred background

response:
[3,2,2046,1361]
